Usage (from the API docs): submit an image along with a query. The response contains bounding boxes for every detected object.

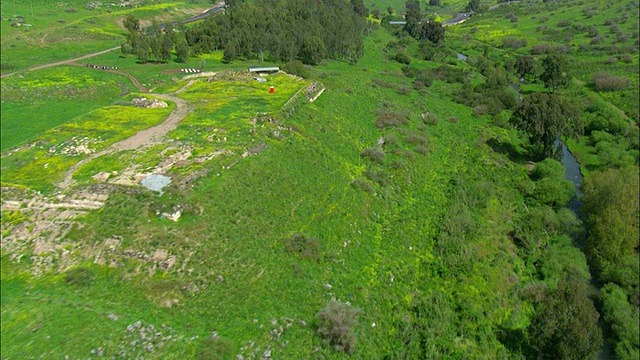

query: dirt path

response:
[0,47,120,79]
[58,81,194,190]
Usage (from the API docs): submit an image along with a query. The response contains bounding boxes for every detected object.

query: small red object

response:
[269,86,274,93]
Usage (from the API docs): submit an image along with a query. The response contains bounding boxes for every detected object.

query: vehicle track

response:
[57,81,194,190]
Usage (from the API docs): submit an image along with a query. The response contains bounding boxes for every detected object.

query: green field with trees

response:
[1,0,637,358]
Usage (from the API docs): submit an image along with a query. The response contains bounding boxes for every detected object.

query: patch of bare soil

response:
[1,187,108,275]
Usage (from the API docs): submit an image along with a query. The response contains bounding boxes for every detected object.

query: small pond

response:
[140,174,172,194]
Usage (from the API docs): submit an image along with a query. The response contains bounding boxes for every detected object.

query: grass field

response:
[0,0,213,73]
[2,26,536,358]
[1,0,638,358]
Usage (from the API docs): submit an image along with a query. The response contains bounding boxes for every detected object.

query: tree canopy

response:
[540,54,572,90]
[510,93,583,159]
[186,0,367,64]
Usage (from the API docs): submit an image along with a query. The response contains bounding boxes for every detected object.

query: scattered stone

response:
[161,210,181,222]
[132,97,168,109]
[108,313,119,321]
[153,249,168,261]
[324,283,332,290]
[92,172,111,182]
[133,321,142,328]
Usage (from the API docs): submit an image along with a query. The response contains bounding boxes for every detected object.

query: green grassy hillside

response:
[1,0,637,358]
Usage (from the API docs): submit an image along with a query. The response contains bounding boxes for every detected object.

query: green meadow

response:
[0,0,214,73]
[1,0,638,358]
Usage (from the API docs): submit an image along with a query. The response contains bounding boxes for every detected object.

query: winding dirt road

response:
[58,82,193,190]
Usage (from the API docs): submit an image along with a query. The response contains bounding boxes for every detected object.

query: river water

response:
[556,140,583,215]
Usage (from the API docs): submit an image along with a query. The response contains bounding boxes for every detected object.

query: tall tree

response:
[465,0,480,12]
[527,279,603,360]
[510,93,583,159]
[351,0,368,16]
[540,54,571,90]
[418,20,445,44]
[404,0,421,37]
[515,55,536,81]
[123,14,140,33]
[175,33,190,63]
[582,166,639,285]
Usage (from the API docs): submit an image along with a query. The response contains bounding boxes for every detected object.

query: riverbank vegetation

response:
[1,0,638,358]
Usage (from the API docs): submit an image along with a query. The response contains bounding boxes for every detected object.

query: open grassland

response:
[1,101,172,192]
[1,0,638,358]
[447,0,639,91]
[2,28,537,358]
[1,66,133,151]
[0,0,213,73]
[366,0,470,17]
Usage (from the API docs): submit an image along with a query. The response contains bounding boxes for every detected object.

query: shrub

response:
[502,36,527,49]
[591,36,604,44]
[198,335,233,360]
[384,133,399,146]
[448,116,459,123]
[316,300,362,353]
[375,109,408,128]
[531,43,554,54]
[64,7,77,12]
[361,147,385,163]
[592,72,632,90]
[505,13,519,23]
[532,178,575,208]
[351,178,375,193]
[393,51,411,64]
[396,85,412,95]
[404,132,429,145]
[421,112,439,125]
[539,16,550,23]
[64,266,93,286]
[283,60,310,78]
[0,63,16,71]
[284,234,322,262]
[473,105,488,117]
[364,168,389,186]
[619,54,633,63]
[531,158,564,180]
[415,145,429,155]
[557,19,572,27]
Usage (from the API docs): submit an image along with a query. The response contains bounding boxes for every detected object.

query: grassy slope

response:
[0,0,213,73]
[2,27,533,358]
[1,66,131,151]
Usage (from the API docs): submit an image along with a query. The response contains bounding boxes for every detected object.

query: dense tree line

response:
[122,16,191,63]
[121,0,368,65]
[185,0,368,64]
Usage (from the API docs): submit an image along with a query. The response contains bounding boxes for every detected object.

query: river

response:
[556,140,583,215]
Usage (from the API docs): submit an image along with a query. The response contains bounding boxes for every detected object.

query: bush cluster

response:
[361,147,386,163]
[592,72,632,91]
[375,109,408,128]
[284,234,322,262]
[502,37,527,49]
[316,300,362,354]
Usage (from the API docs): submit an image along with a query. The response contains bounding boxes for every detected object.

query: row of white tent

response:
[181,68,201,73]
